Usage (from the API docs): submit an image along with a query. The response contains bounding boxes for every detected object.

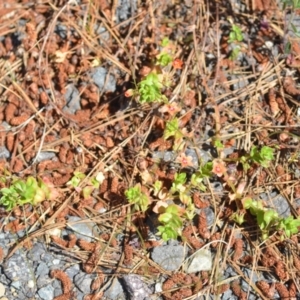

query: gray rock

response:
[55,24,68,39]
[221,289,236,300]
[0,146,10,159]
[74,272,95,294]
[211,181,223,193]
[10,280,21,289]
[27,242,47,262]
[63,84,81,114]
[116,0,137,23]
[152,151,175,162]
[230,74,249,91]
[66,216,99,242]
[65,264,80,280]
[104,277,126,300]
[122,274,152,300]
[151,243,185,271]
[40,253,55,264]
[259,191,290,217]
[201,207,215,227]
[224,266,238,278]
[36,274,52,289]
[54,287,63,298]
[95,26,110,44]
[89,67,116,92]
[36,262,49,279]
[3,251,34,283]
[37,285,55,300]
[35,152,56,163]
[184,249,212,273]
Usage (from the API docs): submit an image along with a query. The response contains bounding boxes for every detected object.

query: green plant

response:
[190,162,213,191]
[228,24,243,43]
[0,176,53,211]
[228,23,243,60]
[125,37,177,104]
[277,215,300,238]
[137,72,167,103]
[240,145,274,171]
[242,198,300,240]
[67,171,104,199]
[157,204,183,240]
[282,0,300,9]
[125,184,150,212]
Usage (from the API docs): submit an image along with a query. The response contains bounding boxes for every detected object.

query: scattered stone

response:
[0,146,10,159]
[63,84,81,114]
[66,216,99,242]
[151,241,185,271]
[104,277,126,300]
[201,207,215,227]
[259,191,290,218]
[35,152,56,163]
[184,249,212,273]
[74,272,95,294]
[65,264,80,281]
[27,242,47,262]
[89,67,116,92]
[37,285,55,300]
[3,251,34,283]
[122,274,152,300]
[116,0,137,23]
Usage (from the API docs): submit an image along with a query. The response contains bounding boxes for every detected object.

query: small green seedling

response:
[125,184,150,212]
[164,118,183,140]
[190,162,213,192]
[0,176,52,211]
[242,198,300,240]
[137,72,168,103]
[240,146,274,171]
[228,24,243,43]
[228,24,243,60]
[126,37,176,104]
[157,204,183,241]
[277,216,300,239]
[67,171,104,199]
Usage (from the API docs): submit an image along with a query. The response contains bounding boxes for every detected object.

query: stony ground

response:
[1,0,300,299]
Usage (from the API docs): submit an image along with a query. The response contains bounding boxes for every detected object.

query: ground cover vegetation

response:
[1,0,300,299]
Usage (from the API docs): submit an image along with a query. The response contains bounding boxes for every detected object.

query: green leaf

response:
[164,118,180,139]
[153,180,163,194]
[161,37,170,47]
[157,225,179,241]
[159,212,173,223]
[156,53,172,67]
[125,185,150,212]
[199,162,213,177]
[263,210,278,227]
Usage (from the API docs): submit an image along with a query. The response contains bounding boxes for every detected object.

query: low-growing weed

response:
[239,146,275,171]
[67,171,104,199]
[125,38,180,104]
[0,176,54,211]
[241,198,300,240]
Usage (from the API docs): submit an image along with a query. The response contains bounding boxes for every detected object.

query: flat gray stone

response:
[184,249,212,273]
[63,84,81,114]
[89,67,116,92]
[37,285,55,300]
[66,216,98,242]
[104,277,126,300]
[74,272,95,294]
[151,243,185,271]
[122,274,152,300]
